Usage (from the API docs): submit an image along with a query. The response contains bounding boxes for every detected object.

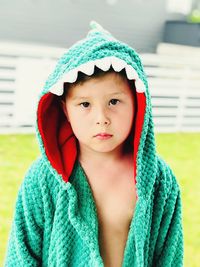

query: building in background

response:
[0,0,169,53]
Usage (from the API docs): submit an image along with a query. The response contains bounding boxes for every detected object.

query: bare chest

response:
[89,177,137,267]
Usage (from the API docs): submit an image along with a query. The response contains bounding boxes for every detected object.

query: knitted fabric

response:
[4,21,184,266]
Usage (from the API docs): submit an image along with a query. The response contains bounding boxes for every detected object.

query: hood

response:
[36,21,157,199]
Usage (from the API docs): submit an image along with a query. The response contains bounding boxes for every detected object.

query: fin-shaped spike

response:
[88,21,112,37]
[90,21,104,31]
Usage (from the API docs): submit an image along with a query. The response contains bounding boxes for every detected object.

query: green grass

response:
[0,133,200,266]
[0,134,40,265]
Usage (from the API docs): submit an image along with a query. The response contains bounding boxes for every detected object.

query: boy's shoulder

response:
[23,156,46,184]
[21,156,59,193]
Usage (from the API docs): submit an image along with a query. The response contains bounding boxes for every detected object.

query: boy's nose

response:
[96,120,110,125]
[96,108,110,125]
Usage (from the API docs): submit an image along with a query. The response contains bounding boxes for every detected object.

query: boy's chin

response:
[88,143,125,155]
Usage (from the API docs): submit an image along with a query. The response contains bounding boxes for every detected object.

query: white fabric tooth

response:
[64,69,78,83]
[111,56,126,72]
[50,81,64,96]
[125,65,139,80]
[78,61,95,75]
[49,57,146,96]
[135,78,146,93]
[95,57,112,71]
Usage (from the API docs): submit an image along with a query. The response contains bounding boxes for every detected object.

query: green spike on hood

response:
[88,20,113,37]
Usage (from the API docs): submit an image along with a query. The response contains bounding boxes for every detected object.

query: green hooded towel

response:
[4,21,184,267]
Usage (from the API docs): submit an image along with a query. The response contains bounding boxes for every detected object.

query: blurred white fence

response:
[0,42,65,133]
[141,43,200,132]
[0,41,200,133]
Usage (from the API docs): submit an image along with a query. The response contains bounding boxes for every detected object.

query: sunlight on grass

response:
[156,133,200,267]
[0,134,40,264]
[0,133,200,266]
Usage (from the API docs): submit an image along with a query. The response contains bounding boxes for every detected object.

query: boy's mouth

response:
[94,133,113,140]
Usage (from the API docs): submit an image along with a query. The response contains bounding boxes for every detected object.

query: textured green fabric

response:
[5,157,183,267]
[4,22,184,266]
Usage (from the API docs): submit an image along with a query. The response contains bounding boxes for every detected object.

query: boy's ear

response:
[61,100,70,122]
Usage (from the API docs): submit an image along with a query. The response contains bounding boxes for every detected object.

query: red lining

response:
[37,93,77,181]
[133,93,146,183]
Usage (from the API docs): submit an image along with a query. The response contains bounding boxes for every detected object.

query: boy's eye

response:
[80,102,90,108]
[109,99,120,106]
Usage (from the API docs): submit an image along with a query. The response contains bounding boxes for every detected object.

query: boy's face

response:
[62,72,135,155]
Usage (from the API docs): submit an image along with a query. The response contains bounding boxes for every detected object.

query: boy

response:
[5,21,184,267]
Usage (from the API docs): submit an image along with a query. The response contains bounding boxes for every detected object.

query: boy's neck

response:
[78,147,134,186]
[78,144,133,171]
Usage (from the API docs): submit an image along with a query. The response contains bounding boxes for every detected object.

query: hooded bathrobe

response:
[4,21,184,267]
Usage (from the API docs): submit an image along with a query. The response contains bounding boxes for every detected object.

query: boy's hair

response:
[60,66,137,102]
